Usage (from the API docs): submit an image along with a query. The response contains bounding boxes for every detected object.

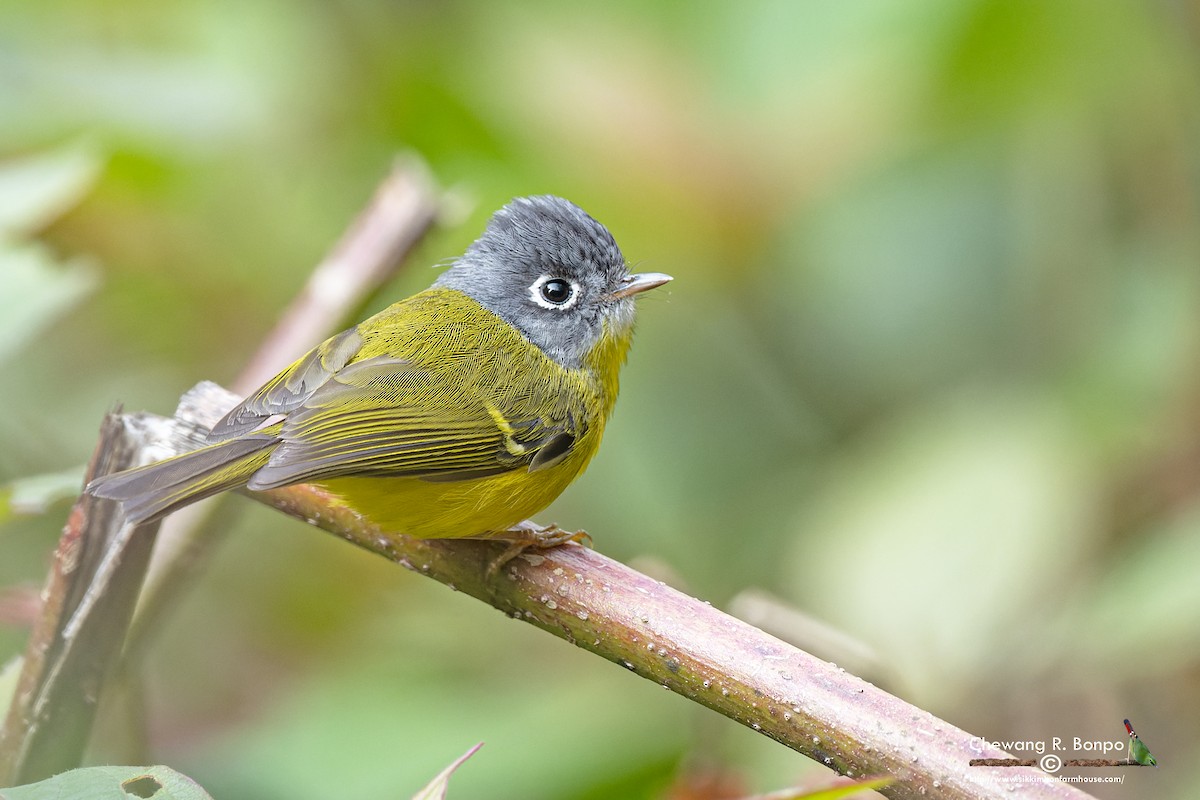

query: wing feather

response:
[246,355,582,490]
[210,291,588,491]
[208,327,366,440]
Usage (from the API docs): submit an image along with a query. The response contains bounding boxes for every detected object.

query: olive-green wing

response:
[209,327,366,441]
[243,354,581,491]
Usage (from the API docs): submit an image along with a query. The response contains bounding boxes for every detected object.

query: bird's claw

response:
[483,521,591,577]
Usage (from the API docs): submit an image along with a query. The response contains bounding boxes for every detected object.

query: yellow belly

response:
[318,444,593,539]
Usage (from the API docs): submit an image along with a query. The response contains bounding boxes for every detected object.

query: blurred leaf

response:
[932,0,1158,127]
[412,743,482,800]
[0,144,102,236]
[780,147,1009,412]
[748,775,893,799]
[1071,504,1200,677]
[0,242,97,364]
[0,656,21,721]
[789,387,1094,703]
[0,765,212,799]
[0,466,85,523]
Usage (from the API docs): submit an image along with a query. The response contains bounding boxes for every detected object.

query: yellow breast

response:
[319,439,596,538]
[313,290,632,539]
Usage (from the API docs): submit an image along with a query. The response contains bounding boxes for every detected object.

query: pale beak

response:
[608,272,673,300]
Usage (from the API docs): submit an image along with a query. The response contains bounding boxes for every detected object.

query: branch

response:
[0,414,164,785]
[130,381,1097,800]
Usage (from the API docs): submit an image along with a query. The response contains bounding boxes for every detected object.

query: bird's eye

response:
[541,279,572,303]
[530,276,579,309]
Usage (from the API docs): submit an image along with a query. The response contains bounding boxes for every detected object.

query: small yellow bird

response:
[88,196,670,542]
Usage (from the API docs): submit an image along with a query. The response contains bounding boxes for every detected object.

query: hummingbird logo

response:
[1124,718,1158,767]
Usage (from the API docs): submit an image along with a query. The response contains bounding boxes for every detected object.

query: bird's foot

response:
[483,521,591,577]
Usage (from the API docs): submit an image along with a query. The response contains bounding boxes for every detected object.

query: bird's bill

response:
[608,272,673,299]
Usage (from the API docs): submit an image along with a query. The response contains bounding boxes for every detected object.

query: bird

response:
[1123,719,1158,767]
[88,195,671,546]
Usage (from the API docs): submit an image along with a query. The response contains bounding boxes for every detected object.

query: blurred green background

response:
[2,1,1198,798]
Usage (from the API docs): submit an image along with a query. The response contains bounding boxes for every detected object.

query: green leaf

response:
[0,656,21,721]
[0,242,97,364]
[0,766,213,800]
[0,143,102,236]
[0,466,86,522]
[748,776,894,800]
[411,743,483,800]
[791,776,894,799]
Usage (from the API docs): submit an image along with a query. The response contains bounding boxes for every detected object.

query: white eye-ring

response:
[529,275,580,310]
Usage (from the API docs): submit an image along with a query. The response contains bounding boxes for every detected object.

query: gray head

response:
[435,195,671,368]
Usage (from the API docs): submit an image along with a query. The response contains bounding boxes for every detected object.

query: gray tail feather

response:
[87,436,277,524]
